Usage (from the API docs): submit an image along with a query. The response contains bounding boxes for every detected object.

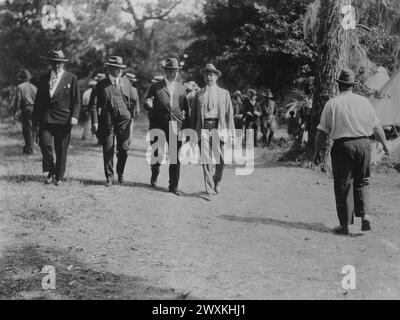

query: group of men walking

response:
[13,49,390,234]
[14,51,235,198]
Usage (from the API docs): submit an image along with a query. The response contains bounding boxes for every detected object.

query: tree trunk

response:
[308,0,358,172]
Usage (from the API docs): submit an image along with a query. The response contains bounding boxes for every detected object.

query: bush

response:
[0,86,15,119]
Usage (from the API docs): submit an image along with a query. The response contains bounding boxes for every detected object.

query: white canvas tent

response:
[371,69,400,126]
[365,66,390,90]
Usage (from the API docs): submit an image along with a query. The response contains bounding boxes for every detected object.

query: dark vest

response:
[109,83,130,118]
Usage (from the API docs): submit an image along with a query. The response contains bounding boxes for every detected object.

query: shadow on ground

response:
[219,214,364,237]
[0,244,194,300]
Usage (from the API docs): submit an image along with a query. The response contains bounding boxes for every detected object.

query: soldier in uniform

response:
[92,56,139,187]
[260,89,277,147]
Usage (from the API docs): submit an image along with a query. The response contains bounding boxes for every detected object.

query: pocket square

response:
[65,83,71,89]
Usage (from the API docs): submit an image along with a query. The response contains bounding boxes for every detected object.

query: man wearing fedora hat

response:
[14,69,37,155]
[92,56,139,187]
[191,63,235,196]
[314,68,389,235]
[143,57,189,195]
[33,50,81,186]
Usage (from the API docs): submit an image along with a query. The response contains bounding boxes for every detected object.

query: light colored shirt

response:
[49,69,64,97]
[204,84,219,119]
[109,74,121,86]
[15,81,37,110]
[82,88,93,106]
[165,78,176,107]
[317,91,380,140]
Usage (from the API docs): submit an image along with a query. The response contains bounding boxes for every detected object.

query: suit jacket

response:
[144,80,189,131]
[191,86,235,142]
[33,70,80,125]
[93,76,139,130]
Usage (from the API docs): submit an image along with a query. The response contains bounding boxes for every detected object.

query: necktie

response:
[49,73,57,90]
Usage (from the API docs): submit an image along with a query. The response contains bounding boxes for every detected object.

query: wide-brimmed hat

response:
[45,50,69,62]
[233,90,242,97]
[124,72,137,82]
[336,69,358,85]
[263,89,274,98]
[162,58,181,70]
[247,89,257,97]
[94,73,106,81]
[17,69,32,81]
[152,75,164,83]
[105,56,127,68]
[200,63,221,77]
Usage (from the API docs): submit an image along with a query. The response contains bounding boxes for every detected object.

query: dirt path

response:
[1,116,400,300]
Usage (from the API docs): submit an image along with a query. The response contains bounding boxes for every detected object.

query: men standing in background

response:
[191,63,235,197]
[241,89,261,147]
[80,80,97,140]
[32,50,81,186]
[314,69,389,235]
[92,56,139,187]
[144,57,189,195]
[14,69,37,155]
[260,89,277,147]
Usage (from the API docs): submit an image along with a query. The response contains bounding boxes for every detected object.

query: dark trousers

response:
[150,125,181,189]
[244,118,258,146]
[331,137,371,227]
[21,107,34,153]
[39,122,72,180]
[102,115,131,180]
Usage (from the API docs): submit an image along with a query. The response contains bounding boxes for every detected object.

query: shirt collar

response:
[109,74,120,84]
[165,78,176,86]
[51,69,64,78]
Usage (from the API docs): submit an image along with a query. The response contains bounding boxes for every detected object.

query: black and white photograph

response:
[1,0,400,306]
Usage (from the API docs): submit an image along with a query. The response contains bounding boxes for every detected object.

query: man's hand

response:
[383,145,390,156]
[92,123,98,134]
[70,117,78,126]
[313,153,322,166]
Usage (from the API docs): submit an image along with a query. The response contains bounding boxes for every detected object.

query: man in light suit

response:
[144,57,189,195]
[191,63,235,196]
[92,56,139,187]
[33,50,81,186]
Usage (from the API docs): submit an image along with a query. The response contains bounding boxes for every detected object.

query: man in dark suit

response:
[33,50,81,186]
[91,56,139,187]
[144,57,189,195]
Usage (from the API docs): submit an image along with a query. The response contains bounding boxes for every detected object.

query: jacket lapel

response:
[52,71,69,98]
[103,78,112,102]
[160,80,171,110]
[199,88,206,113]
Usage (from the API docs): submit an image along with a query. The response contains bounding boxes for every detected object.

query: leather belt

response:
[334,136,369,143]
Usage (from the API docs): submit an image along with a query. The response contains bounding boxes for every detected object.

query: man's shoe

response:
[54,179,62,187]
[45,173,54,185]
[150,175,158,187]
[361,219,371,232]
[118,175,125,184]
[169,187,182,196]
[333,226,349,236]
[105,179,113,187]
[214,181,221,195]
